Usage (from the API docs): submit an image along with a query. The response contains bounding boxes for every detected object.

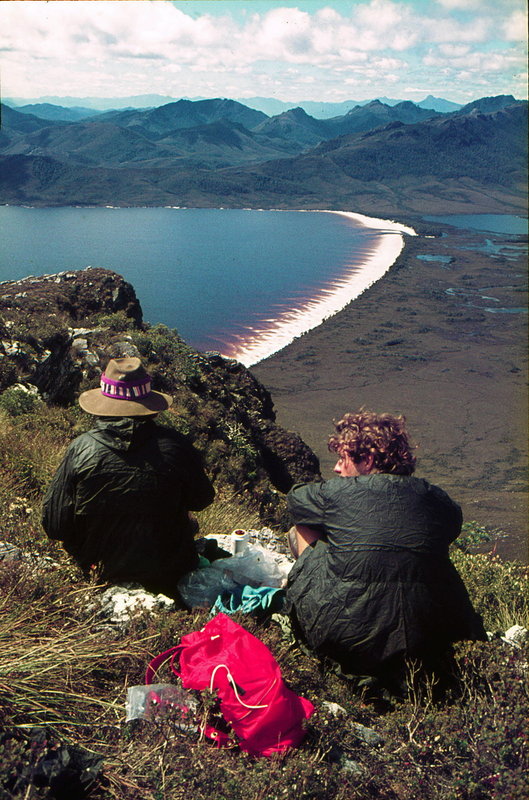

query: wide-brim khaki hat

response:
[79,357,173,416]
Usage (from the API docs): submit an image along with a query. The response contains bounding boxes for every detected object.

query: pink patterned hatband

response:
[100,373,152,400]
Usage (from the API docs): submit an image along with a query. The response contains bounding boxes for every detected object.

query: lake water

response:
[423,214,528,235]
[0,207,412,364]
[1,208,524,363]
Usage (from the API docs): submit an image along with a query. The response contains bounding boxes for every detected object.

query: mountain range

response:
[0,94,526,215]
[5,93,462,117]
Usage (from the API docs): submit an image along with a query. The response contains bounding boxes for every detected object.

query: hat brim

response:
[79,388,173,416]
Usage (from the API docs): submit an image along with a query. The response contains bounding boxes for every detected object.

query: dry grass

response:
[196,494,262,537]
[0,567,150,745]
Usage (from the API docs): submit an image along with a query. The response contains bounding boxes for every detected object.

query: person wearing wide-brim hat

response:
[78,357,173,417]
[42,357,215,600]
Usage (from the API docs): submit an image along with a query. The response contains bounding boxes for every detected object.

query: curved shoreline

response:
[228,211,417,367]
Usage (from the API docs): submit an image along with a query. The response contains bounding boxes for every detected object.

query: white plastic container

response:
[231,529,249,555]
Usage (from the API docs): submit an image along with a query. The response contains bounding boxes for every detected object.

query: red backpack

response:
[146,613,314,757]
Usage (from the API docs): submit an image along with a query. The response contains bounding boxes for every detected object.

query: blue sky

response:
[2,0,527,104]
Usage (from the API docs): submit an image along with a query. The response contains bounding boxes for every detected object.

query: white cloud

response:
[353,0,420,51]
[435,0,482,9]
[248,7,313,60]
[502,10,529,42]
[315,7,341,23]
[1,0,527,102]
[423,15,491,44]
[423,45,524,79]
[356,0,405,32]
[438,43,471,57]
[3,1,237,63]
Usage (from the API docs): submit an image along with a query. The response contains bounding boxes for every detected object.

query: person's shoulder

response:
[61,429,102,462]
[325,474,380,490]
[406,474,452,497]
[306,475,360,499]
[151,423,203,456]
[67,430,94,449]
[404,474,461,510]
[330,473,416,496]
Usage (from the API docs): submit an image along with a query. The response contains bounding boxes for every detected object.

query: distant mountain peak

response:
[418,95,462,113]
[283,107,312,119]
[457,95,519,116]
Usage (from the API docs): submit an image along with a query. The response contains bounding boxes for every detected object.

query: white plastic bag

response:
[178,536,293,608]
[210,542,292,588]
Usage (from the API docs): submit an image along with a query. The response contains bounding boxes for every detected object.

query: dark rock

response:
[0,267,142,326]
[0,268,143,403]
[10,728,104,799]
[253,420,320,494]
[341,758,365,777]
[349,722,384,746]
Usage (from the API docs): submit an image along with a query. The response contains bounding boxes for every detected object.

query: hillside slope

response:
[0,97,526,213]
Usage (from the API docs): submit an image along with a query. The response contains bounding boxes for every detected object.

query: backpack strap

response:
[209,664,270,710]
[145,645,183,684]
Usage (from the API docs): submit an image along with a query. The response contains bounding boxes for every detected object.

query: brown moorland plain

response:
[252,218,528,561]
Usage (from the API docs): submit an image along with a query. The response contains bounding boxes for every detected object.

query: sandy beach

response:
[251,215,528,562]
[228,211,417,366]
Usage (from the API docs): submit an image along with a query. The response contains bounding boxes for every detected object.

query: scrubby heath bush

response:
[0,397,527,799]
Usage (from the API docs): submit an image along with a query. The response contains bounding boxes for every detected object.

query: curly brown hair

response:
[328,410,417,475]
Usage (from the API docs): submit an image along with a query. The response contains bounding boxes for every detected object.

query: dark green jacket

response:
[285,474,486,675]
[42,417,214,596]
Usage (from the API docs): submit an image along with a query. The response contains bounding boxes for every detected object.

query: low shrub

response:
[450,549,527,631]
[0,386,40,417]
[0,358,18,391]
[91,310,136,332]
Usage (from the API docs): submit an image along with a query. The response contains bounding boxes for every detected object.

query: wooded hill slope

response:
[0,95,526,214]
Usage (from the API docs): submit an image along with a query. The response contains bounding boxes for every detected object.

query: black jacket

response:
[285,474,486,676]
[42,417,214,596]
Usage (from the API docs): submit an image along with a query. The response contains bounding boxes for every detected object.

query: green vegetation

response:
[0,396,527,799]
[0,386,41,418]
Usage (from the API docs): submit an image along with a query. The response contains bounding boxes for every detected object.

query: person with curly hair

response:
[285,410,486,693]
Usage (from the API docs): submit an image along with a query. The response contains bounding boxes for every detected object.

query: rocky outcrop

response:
[0,267,143,403]
[0,267,320,524]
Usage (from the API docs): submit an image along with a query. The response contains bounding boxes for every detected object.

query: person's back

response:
[42,358,214,598]
[284,410,486,688]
